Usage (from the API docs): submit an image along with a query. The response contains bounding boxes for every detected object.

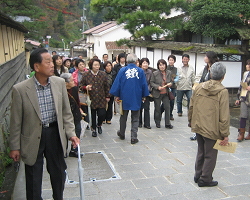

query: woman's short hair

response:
[210,62,226,80]
[139,58,150,66]
[157,59,167,70]
[103,61,112,69]
[60,73,72,83]
[88,58,101,70]
[247,59,250,65]
[75,59,85,68]
[168,55,176,62]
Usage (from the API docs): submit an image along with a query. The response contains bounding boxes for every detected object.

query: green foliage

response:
[0,149,13,188]
[185,0,250,40]
[91,0,188,40]
[0,171,4,188]
[57,12,65,26]
[180,46,194,51]
[65,20,82,41]
[22,20,49,40]
[0,148,12,168]
[0,0,44,18]
[0,132,13,189]
[0,0,47,40]
[50,38,63,48]
[116,38,132,48]
[224,48,240,54]
[0,0,92,46]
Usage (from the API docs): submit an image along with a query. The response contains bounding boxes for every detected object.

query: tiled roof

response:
[105,41,131,50]
[130,41,246,55]
[83,21,117,34]
[0,12,28,33]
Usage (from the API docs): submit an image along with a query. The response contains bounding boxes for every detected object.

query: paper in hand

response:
[192,82,199,90]
[240,82,248,97]
[119,100,123,115]
[213,139,237,153]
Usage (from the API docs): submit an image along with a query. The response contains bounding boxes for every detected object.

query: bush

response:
[0,147,13,188]
[0,132,13,189]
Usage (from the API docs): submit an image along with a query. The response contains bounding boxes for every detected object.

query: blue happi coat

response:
[110,63,149,110]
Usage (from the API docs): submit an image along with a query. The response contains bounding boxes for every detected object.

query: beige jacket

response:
[9,76,75,166]
[176,65,195,90]
[188,80,230,140]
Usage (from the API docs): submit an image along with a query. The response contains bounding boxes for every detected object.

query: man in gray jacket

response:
[9,48,79,200]
[176,54,195,116]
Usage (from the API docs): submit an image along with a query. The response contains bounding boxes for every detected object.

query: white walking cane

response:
[86,89,92,128]
[77,144,84,200]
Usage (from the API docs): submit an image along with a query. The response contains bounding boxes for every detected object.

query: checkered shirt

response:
[34,77,57,124]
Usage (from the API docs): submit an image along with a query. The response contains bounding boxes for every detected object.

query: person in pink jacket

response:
[72,59,88,87]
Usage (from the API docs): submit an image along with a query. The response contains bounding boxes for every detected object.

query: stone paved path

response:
[12,105,250,199]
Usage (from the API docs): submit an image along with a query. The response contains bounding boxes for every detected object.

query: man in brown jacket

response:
[188,62,230,187]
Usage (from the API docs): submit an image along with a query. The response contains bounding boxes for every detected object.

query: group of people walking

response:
[8,46,249,200]
[52,51,230,146]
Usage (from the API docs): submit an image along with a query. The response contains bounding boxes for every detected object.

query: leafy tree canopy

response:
[91,0,188,40]
[0,0,44,19]
[0,0,48,40]
[185,0,250,40]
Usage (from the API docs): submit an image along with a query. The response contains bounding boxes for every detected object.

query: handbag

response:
[168,91,175,101]
[79,91,88,105]
[148,94,154,102]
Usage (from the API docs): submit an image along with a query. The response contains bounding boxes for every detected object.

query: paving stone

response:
[220,195,250,200]
[132,176,170,189]
[156,182,197,196]
[216,160,236,169]
[95,180,136,193]
[119,170,146,180]
[171,163,195,174]
[109,157,133,165]
[115,162,155,173]
[63,186,81,199]
[225,166,250,175]
[81,182,99,196]
[166,173,196,184]
[220,183,250,196]
[141,167,178,178]
[120,187,162,199]
[150,193,189,200]
[41,189,53,199]
[184,187,227,200]
[12,104,250,199]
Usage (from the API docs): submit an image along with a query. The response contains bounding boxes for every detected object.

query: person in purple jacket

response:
[110,53,149,144]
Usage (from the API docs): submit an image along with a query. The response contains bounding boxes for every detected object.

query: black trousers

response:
[25,124,67,200]
[91,108,106,130]
[105,96,114,121]
[139,96,150,127]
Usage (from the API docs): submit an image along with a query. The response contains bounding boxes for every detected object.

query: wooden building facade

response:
[0,12,28,153]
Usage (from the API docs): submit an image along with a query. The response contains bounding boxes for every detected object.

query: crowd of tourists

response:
[9,47,250,200]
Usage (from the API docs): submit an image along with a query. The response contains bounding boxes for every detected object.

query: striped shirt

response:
[34,77,57,124]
